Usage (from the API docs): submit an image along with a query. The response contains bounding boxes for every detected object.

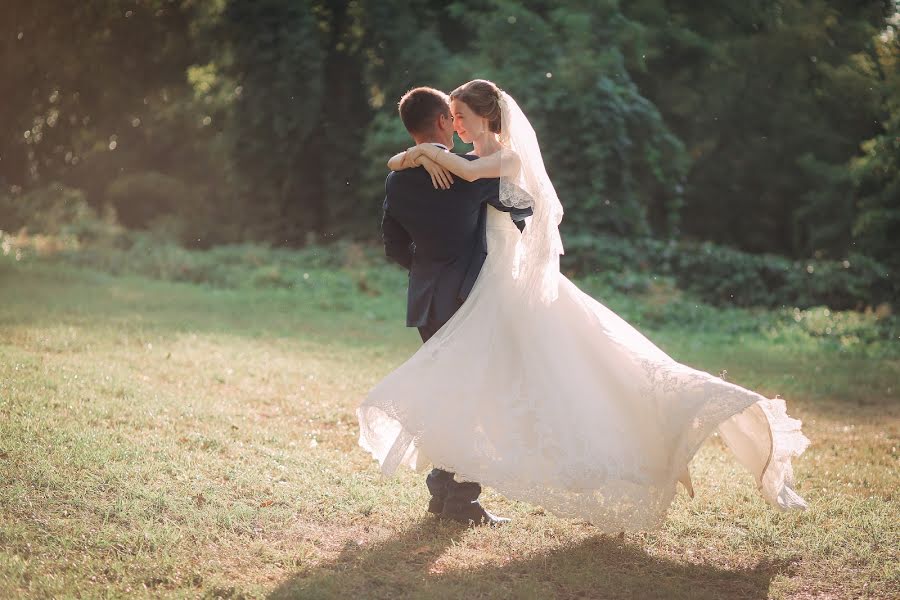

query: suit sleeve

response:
[381,178,414,270]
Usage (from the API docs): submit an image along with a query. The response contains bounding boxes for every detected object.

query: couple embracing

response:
[357,80,809,530]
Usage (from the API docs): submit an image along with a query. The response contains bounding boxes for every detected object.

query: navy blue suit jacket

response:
[381,155,532,333]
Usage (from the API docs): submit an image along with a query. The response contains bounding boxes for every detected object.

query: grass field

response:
[1,254,898,599]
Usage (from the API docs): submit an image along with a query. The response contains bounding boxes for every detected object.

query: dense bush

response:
[7,229,894,358]
[563,233,896,310]
[56,235,386,290]
[673,245,895,311]
[104,172,191,229]
[5,190,894,314]
[102,172,230,248]
[0,183,122,244]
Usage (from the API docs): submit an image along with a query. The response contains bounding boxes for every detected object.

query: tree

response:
[447,0,689,238]
[2,1,203,193]
[851,10,900,274]
[623,0,894,256]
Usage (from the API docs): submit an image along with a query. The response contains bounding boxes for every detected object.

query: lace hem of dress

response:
[749,398,810,510]
[357,392,808,532]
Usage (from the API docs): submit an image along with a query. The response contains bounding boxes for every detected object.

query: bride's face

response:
[450,99,486,145]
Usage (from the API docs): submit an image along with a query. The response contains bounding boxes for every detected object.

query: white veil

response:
[497,91,565,304]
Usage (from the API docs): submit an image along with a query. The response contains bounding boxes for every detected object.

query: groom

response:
[381,87,530,526]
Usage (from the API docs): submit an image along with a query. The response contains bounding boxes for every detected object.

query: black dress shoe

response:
[427,495,445,515]
[425,469,454,515]
[439,500,510,526]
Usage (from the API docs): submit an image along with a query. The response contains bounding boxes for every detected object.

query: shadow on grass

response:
[268,518,792,600]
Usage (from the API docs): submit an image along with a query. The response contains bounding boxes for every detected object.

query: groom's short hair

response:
[398,87,450,136]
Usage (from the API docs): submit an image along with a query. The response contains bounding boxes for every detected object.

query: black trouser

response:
[417,318,481,507]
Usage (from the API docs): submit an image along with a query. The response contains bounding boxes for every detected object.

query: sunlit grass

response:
[1,258,897,598]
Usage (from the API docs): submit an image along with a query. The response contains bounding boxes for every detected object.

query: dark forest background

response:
[2,0,898,308]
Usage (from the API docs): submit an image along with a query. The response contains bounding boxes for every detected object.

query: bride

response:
[357,79,809,531]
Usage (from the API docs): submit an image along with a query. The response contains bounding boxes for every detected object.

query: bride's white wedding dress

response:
[358,207,808,530]
[358,92,808,531]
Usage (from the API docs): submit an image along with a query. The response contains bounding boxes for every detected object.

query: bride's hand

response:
[399,146,421,169]
[388,146,428,171]
[406,145,429,163]
[418,155,454,190]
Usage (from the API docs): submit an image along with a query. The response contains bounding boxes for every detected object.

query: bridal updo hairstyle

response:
[398,87,450,136]
[450,79,502,135]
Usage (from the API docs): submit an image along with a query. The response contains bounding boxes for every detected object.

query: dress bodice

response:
[486,204,520,232]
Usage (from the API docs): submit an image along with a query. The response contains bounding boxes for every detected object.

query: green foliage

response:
[795,154,856,256]
[5,188,894,314]
[850,18,900,274]
[356,1,466,230]
[673,245,894,310]
[0,1,210,195]
[852,114,900,272]
[0,183,116,241]
[623,0,895,256]
[1,0,897,298]
[220,0,326,242]
[769,305,899,357]
[55,234,388,292]
[7,235,896,360]
[448,0,688,237]
[563,233,897,310]
[104,172,191,228]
